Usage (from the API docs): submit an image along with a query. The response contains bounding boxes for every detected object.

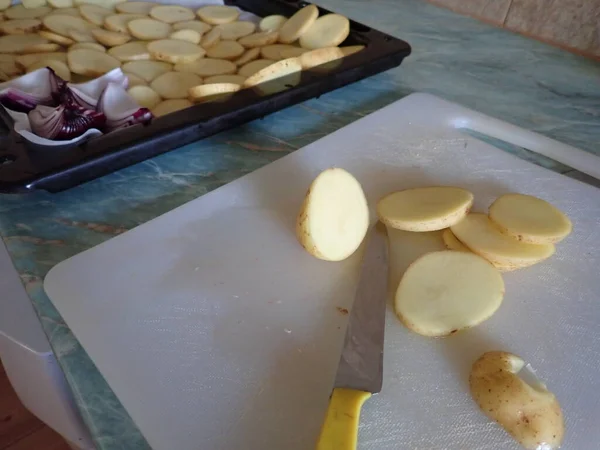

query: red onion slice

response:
[29,104,106,141]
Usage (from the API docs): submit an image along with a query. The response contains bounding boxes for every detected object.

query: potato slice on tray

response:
[122,60,172,82]
[172,20,211,37]
[22,0,47,9]
[196,5,239,25]
[170,29,201,44]
[128,18,172,40]
[148,39,205,64]
[108,41,150,61]
[91,28,131,47]
[104,13,145,33]
[127,85,161,109]
[233,47,260,66]
[238,59,275,77]
[0,34,54,54]
[299,47,344,71]
[259,15,286,32]
[299,14,350,49]
[215,21,255,40]
[79,4,112,26]
[189,82,240,103]
[68,48,120,76]
[43,14,93,37]
[206,40,244,60]
[68,28,96,43]
[16,51,67,68]
[0,19,43,35]
[70,42,106,52]
[116,1,154,15]
[5,5,51,20]
[151,98,192,117]
[174,58,236,77]
[39,30,75,46]
[340,45,365,56]
[278,4,318,44]
[150,5,194,24]
[204,74,246,85]
[46,6,79,16]
[28,59,71,80]
[200,27,220,49]
[238,31,279,49]
[150,71,202,99]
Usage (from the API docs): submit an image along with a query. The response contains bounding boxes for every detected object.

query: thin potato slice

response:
[172,20,211,35]
[0,34,51,54]
[68,28,96,43]
[199,27,220,49]
[233,47,259,66]
[150,5,194,24]
[238,31,278,48]
[238,58,275,78]
[442,228,470,253]
[122,60,171,82]
[22,43,61,54]
[151,98,192,117]
[0,58,22,78]
[259,15,286,32]
[489,193,572,244]
[296,168,368,262]
[204,74,246,84]
[174,57,235,76]
[5,5,51,20]
[169,29,200,44]
[116,1,154,15]
[128,18,171,40]
[260,44,296,60]
[47,0,75,10]
[299,46,343,71]
[108,41,150,61]
[78,4,112,26]
[451,213,555,267]
[377,187,474,232]
[39,30,75,45]
[43,14,93,36]
[205,40,244,60]
[16,51,67,68]
[196,5,238,25]
[67,48,120,76]
[150,71,202,99]
[279,46,308,59]
[148,39,205,64]
[73,0,125,8]
[340,45,365,56]
[125,72,146,86]
[28,59,70,80]
[299,14,350,49]
[215,20,255,40]
[70,42,105,52]
[104,13,145,33]
[278,4,318,44]
[127,85,161,109]
[395,251,504,337]
[91,28,130,46]
[189,82,240,103]
[22,0,47,9]
[1,19,42,35]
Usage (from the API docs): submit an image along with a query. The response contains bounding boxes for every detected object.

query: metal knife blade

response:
[332,224,389,394]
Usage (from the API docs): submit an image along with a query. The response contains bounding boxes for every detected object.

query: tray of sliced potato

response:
[0,0,411,193]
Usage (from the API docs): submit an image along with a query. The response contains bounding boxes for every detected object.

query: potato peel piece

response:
[296,168,369,262]
[470,351,564,450]
[395,251,504,337]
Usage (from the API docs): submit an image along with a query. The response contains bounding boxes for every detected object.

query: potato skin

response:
[469,351,564,450]
[296,186,327,260]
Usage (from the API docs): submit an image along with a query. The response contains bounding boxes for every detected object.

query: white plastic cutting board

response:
[45,94,600,450]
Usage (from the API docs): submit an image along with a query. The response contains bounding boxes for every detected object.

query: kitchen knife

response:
[316,225,389,450]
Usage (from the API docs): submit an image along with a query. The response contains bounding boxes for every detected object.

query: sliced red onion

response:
[105,107,153,131]
[0,88,53,113]
[29,104,106,141]
[64,85,99,110]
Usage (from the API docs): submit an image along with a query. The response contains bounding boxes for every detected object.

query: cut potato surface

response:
[0,58,22,78]
[43,14,92,36]
[199,27,220,49]
[78,4,112,26]
[108,41,150,61]
[237,58,274,78]
[470,351,564,450]
[16,51,67,68]
[204,73,246,85]
[196,5,238,25]
[233,47,259,66]
[451,213,555,266]
[174,57,235,76]
[128,18,171,40]
[5,5,51,20]
[172,20,211,35]
[70,42,105,52]
[38,30,75,45]
[104,13,145,33]
[151,98,192,117]
[22,0,46,9]
[0,34,51,54]
[299,14,350,49]
[47,2,76,11]
[148,39,205,64]
[122,60,171,82]
[91,28,131,47]
[1,19,42,35]
[395,251,504,337]
[299,46,343,70]
[489,193,572,244]
[127,85,161,109]
[259,15,286,32]
[340,45,365,56]
[150,5,194,24]
[189,82,240,103]
[68,28,96,43]
[116,1,154,15]
[260,43,297,60]
[296,168,369,262]
[215,20,255,40]
[442,228,470,252]
[68,48,120,76]
[125,72,146,86]
[28,59,70,80]
[238,31,278,48]
[278,4,318,44]
[279,46,308,59]
[378,187,474,232]
[170,29,201,44]
[206,40,244,60]
[150,71,202,98]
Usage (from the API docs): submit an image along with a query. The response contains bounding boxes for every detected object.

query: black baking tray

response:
[0,0,411,193]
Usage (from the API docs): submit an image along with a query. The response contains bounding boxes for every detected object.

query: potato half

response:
[296,168,369,262]
[470,351,564,450]
[377,186,474,232]
[489,193,572,244]
[395,251,504,336]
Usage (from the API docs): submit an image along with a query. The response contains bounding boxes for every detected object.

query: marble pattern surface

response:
[427,0,512,24]
[0,0,599,448]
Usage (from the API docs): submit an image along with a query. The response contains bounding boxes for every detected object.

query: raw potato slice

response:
[260,44,297,60]
[189,82,240,103]
[196,5,238,25]
[38,30,75,45]
[278,4,318,44]
[0,58,22,78]
[43,14,92,36]
[489,194,572,244]
[68,29,96,43]
[340,45,365,56]
[215,20,255,40]
[172,20,211,35]
[174,57,235,76]
[70,42,105,52]
[206,40,244,60]
[296,168,369,262]
[28,59,70,80]
[1,19,42,35]
[395,251,504,337]
[104,13,145,33]
[91,28,130,46]
[127,85,161,109]
[22,43,60,53]
[150,71,202,98]
[47,0,75,10]
[78,4,112,26]
[116,1,154,15]
[73,0,125,8]
[22,0,47,9]
[68,48,119,76]
[233,47,259,66]
[125,72,146,86]
[128,18,171,40]
[259,15,286,32]
[150,5,194,24]
[299,14,350,49]
[442,229,470,253]
[238,31,278,48]
[299,47,343,70]
[451,213,555,267]
[238,58,275,77]
[279,46,308,59]
[200,27,220,49]
[5,5,51,20]
[152,98,192,117]
[0,34,51,54]
[204,74,246,84]
[16,51,67,68]
[148,39,205,64]
[170,29,201,44]
[377,187,474,232]
[122,60,171,82]
[108,41,150,61]
[470,352,564,450]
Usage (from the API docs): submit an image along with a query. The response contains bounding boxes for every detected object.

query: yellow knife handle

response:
[315,388,372,450]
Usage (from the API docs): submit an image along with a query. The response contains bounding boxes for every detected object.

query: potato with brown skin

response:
[469,351,564,449]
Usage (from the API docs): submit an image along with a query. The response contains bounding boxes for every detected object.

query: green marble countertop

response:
[0,0,599,448]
